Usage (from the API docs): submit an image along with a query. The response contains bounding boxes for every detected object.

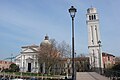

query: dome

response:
[40,35,51,46]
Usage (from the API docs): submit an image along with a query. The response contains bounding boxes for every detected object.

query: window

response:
[35,62,37,67]
[89,16,91,20]
[92,15,94,20]
[94,15,96,19]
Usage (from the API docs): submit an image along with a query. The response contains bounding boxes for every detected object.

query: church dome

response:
[40,35,51,46]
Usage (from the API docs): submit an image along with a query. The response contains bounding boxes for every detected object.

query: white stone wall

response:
[87,8,103,69]
[15,46,39,73]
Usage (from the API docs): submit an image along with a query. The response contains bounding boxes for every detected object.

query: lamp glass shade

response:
[69,6,77,18]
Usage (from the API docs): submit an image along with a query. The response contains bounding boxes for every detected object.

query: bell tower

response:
[86,7,103,69]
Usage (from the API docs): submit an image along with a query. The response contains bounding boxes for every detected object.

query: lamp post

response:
[98,40,101,74]
[69,6,77,80]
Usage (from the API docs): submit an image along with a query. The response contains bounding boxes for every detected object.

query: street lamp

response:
[69,6,77,80]
[98,40,101,74]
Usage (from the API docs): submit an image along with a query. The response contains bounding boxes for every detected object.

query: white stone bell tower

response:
[86,7,103,69]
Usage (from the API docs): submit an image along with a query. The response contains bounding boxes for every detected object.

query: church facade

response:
[15,44,39,73]
[15,35,52,73]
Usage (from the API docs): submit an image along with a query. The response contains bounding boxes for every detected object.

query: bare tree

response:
[38,39,71,74]
[57,41,71,75]
[57,41,71,58]
[38,39,60,74]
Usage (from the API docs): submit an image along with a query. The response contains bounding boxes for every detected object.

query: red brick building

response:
[0,60,13,71]
[102,52,115,69]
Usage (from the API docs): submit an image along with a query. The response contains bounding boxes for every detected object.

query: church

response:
[15,35,52,73]
[15,35,72,75]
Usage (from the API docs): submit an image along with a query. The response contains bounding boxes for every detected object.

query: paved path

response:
[76,72,109,80]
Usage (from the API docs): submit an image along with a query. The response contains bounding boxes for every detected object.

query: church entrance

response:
[28,63,31,72]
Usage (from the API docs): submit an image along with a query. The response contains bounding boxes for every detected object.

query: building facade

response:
[102,52,115,69]
[0,60,13,71]
[15,44,39,73]
[86,7,103,69]
[15,35,51,73]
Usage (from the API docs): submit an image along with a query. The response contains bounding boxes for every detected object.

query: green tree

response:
[111,64,120,70]
[9,63,20,72]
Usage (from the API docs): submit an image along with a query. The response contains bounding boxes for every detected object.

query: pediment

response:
[22,47,38,53]
[26,57,33,60]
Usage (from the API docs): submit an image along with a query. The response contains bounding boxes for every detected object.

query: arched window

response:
[94,15,96,20]
[89,16,91,20]
[92,15,94,20]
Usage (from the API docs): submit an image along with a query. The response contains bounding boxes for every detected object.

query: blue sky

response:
[0,0,120,60]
